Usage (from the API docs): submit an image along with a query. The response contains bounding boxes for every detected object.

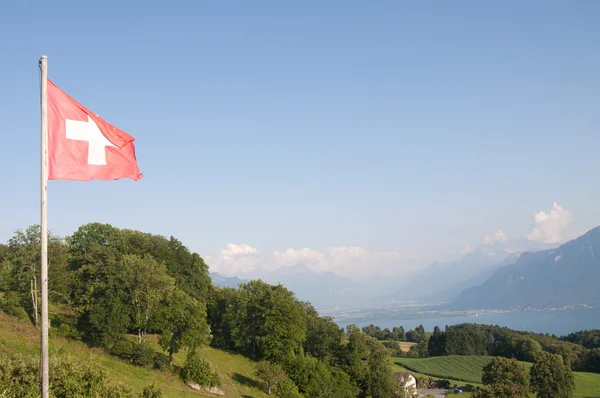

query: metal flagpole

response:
[39,55,49,398]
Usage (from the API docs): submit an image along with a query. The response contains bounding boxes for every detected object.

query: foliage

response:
[303,302,343,365]
[206,286,237,350]
[227,280,307,362]
[1,226,69,326]
[180,353,220,387]
[284,354,358,398]
[0,291,28,318]
[444,324,491,356]
[364,337,397,397]
[158,287,211,360]
[0,354,132,397]
[427,326,446,356]
[131,343,156,368]
[254,361,287,395]
[530,352,575,398]
[273,379,303,398]
[118,254,174,343]
[481,357,529,398]
[561,329,600,349]
[138,384,162,398]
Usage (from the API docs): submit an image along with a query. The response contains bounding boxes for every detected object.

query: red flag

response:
[47,79,142,181]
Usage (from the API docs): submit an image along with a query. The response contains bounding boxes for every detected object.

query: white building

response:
[392,371,417,396]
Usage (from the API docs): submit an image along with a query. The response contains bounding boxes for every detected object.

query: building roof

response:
[392,371,415,383]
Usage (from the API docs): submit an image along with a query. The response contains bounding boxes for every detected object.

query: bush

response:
[0,291,27,319]
[0,353,133,397]
[50,313,81,340]
[180,354,220,387]
[153,352,170,371]
[274,379,302,398]
[138,384,162,398]
[132,343,155,368]
[108,339,135,361]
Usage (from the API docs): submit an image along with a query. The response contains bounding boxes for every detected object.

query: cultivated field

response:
[393,355,600,398]
[398,341,417,352]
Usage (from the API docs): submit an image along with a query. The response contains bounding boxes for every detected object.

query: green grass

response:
[393,356,600,398]
[395,356,495,384]
[0,312,268,397]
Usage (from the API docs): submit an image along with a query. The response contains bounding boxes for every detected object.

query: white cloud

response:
[483,230,507,244]
[207,243,264,274]
[526,202,572,244]
[209,244,421,278]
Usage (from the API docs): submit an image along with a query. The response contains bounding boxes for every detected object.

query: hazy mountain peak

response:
[453,225,600,309]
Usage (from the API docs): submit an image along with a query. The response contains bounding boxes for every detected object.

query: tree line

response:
[363,321,600,373]
[472,354,575,398]
[0,223,405,397]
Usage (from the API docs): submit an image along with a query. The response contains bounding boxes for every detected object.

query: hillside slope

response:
[454,226,600,309]
[0,312,267,398]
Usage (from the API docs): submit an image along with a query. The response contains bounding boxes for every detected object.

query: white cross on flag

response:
[48,79,142,181]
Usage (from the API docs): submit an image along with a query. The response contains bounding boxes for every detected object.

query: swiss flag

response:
[48,79,142,181]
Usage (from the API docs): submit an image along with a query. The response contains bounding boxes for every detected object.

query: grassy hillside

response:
[0,312,267,397]
[394,356,600,398]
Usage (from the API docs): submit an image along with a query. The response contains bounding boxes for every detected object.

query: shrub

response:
[153,352,170,371]
[50,313,81,340]
[131,343,155,368]
[108,339,135,362]
[138,384,162,398]
[0,291,27,319]
[180,353,220,387]
[0,354,133,397]
[274,379,302,398]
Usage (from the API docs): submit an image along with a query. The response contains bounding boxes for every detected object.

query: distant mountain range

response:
[382,244,521,304]
[208,230,600,312]
[210,272,247,288]
[453,226,600,309]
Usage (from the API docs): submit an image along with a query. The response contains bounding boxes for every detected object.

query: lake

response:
[336,307,600,336]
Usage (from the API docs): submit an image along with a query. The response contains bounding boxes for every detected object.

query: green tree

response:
[180,353,220,387]
[481,357,529,398]
[273,379,302,398]
[228,280,306,361]
[364,338,396,398]
[427,326,446,356]
[158,288,212,361]
[163,237,211,302]
[118,254,174,343]
[303,302,343,365]
[5,226,69,325]
[510,336,543,362]
[530,352,575,398]
[254,361,287,395]
[417,334,430,357]
[392,326,405,341]
[206,286,237,350]
[284,354,357,398]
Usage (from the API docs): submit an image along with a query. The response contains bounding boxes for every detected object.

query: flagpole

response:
[39,55,49,398]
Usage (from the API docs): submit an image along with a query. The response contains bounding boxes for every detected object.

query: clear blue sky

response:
[1,1,599,274]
